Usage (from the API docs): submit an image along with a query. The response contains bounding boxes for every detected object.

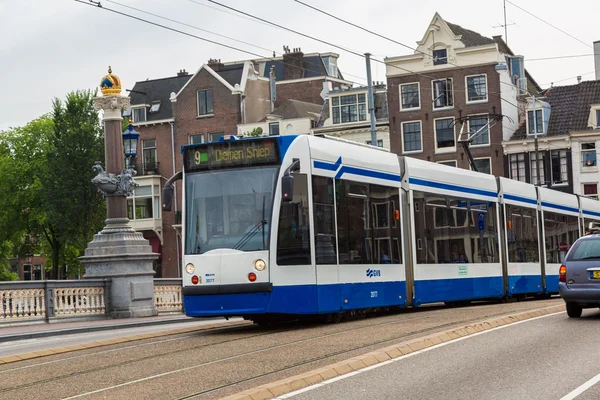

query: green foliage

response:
[0,89,105,280]
[249,127,263,137]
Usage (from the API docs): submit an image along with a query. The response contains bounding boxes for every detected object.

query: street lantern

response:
[122,122,139,158]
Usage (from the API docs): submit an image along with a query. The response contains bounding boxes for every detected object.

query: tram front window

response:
[185,166,279,254]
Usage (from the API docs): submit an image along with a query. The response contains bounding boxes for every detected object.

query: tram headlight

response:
[254,259,266,271]
[185,263,195,275]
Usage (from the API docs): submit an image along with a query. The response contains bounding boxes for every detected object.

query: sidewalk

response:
[0,314,202,343]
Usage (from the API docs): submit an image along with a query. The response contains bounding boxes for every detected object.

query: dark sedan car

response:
[559,230,600,318]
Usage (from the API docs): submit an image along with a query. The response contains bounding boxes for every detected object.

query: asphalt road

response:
[0,318,240,357]
[287,308,600,400]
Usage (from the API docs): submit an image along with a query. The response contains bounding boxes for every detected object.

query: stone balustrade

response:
[0,279,183,324]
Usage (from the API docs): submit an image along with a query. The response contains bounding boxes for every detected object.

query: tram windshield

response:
[185,166,279,254]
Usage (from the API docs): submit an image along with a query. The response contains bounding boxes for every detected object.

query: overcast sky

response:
[0,0,598,131]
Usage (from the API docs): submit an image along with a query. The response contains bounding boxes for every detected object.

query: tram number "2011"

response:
[370,291,378,298]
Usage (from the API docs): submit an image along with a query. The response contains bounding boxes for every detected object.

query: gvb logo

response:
[366,269,381,278]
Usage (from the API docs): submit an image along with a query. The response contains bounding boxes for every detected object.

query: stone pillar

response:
[79,67,158,318]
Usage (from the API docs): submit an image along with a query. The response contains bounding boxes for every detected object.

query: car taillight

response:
[559,265,567,283]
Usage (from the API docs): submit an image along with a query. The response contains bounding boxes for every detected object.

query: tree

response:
[44,90,105,279]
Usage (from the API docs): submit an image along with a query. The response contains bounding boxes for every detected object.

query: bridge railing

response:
[0,278,183,324]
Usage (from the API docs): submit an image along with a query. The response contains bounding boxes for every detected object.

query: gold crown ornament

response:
[100,66,122,96]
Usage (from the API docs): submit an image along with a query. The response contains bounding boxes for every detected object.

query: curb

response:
[0,316,201,343]
[0,319,246,365]
[220,304,566,400]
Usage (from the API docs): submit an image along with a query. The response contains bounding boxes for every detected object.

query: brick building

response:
[128,50,352,277]
[385,13,541,175]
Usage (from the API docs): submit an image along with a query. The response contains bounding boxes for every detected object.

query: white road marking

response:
[559,371,600,400]
[273,311,565,399]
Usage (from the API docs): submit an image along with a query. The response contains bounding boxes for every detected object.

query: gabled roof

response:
[215,63,245,86]
[315,90,389,128]
[261,99,321,121]
[129,74,191,121]
[510,81,600,140]
[445,21,496,48]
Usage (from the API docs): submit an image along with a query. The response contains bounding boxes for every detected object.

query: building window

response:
[197,90,214,116]
[127,185,160,220]
[466,75,487,102]
[132,107,146,123]
[23,264,32,281]
[551,150,568,185]
[510,153,526,182]
[189,134,205,144]
[531,152,545,185]
[433,49,448,65]
[582,143,596,167]
[584,184,599,200]
[149,101,161,113]
[472,158,492,174]
[468,116,489,146]
[331,93,367,124]
[432,78,453,109]
[400,83,420,110]
[34,264,42,280]
[435,118,455,151]
[402,121,422,153]
[527,109,543,134]
[142,139,157,174]
[438,160,456,167]
[596,110,600,129]
[209,132,224,142]
[366,139,384,147]
[269,122,280,136]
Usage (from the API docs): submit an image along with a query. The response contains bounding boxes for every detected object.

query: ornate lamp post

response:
[80,66,158,318]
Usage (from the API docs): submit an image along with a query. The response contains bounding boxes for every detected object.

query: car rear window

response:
[567,239,600,261]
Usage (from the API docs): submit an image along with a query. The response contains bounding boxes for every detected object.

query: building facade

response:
[385,13,540,174]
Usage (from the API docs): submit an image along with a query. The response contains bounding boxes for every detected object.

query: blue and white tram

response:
[164,134,586,321]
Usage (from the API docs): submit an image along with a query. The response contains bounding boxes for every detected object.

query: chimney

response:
[207,58,224,72]
[577,76,582,84]
[177,69,189,77]
[595,40,600,81]
[283,47,304,81]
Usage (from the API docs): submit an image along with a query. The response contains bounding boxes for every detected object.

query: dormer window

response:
[527,109,543,134]
[149,101,161,113]
[331,93,367,124]
[433,49,447,65]
[132,107,146,123]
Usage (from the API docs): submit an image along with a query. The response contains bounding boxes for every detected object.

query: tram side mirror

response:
[162,185,174,211]
[281,158,300,203]
[281,175,294,202]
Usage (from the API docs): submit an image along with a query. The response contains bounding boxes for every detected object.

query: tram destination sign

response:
[184,138,280,172]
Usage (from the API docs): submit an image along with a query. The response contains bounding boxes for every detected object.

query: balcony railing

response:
[133,162,160,176]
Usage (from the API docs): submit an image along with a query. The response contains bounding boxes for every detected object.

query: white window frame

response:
[189,134,205,144]
[467,114,490,147]
[526,108,544,136]
[431,78,454,110]
[530,151,546,186]
[127,185,160,221]
[581,142,597,169]
[437,160,457,167]
[433,48,448,65]
[550,149,568,186]
[434,116,456,154]
[509,153,526,182]
[470,157,492,174]
[132,106,146,123]
[399,82,421,111]
[401,120,423,154]
[330,92,368,125]
[465,74,488,104]
[197,89,214,117]
[149,100,161,113]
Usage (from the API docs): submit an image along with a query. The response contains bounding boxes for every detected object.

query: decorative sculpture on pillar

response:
[79,66,158,319]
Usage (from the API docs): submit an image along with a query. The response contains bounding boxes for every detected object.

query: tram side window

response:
[413,191,499,264]
[312,176,337,264]
[277,174,311,265]
[370,185,401,264]
[543,211,579,264]
[337,180,372,264]
[505,205,539,263]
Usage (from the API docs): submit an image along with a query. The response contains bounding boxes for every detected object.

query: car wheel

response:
[566,303,583,318]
